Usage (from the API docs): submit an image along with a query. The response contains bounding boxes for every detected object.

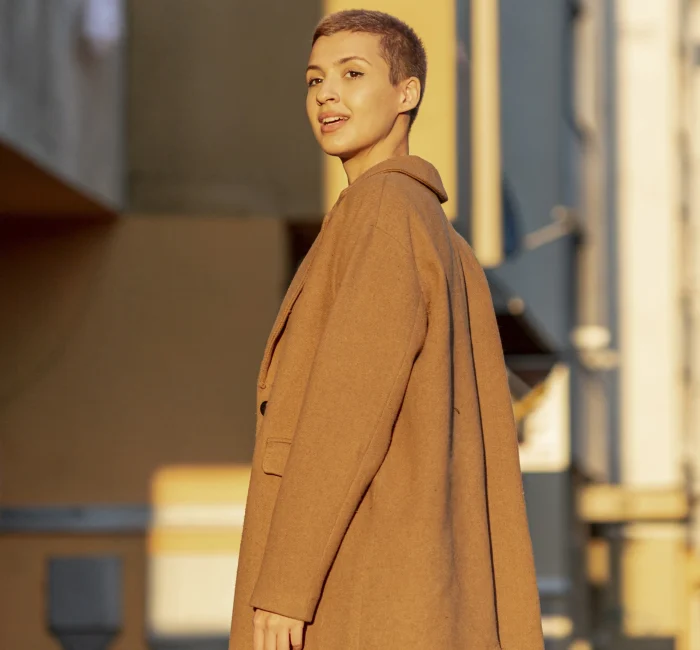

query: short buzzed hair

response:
[312,9,427,128]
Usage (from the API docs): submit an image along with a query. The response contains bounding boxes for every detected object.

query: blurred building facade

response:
[2,1,700,649]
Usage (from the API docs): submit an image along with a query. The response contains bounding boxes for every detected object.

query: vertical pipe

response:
[470,0,503,267]
[573,2,614,643]
[573,0,610,482]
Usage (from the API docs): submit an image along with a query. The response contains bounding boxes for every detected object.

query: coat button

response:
[259,400,268,416]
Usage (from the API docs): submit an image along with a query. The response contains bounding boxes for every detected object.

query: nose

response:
[316,78,340,105]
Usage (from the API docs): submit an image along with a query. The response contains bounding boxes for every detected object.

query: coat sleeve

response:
[249,220,428,622]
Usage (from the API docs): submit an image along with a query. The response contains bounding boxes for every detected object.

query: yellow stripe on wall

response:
[151,465,251,505]
[470,0,503,266]
[148,528,243,555]
[321,0,457,219]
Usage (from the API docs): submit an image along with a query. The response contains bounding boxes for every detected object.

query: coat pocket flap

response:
[262,438,292,476]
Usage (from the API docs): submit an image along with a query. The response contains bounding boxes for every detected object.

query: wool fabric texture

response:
[228,155,544,650]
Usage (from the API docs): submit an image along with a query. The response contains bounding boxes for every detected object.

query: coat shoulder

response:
[334,174,412,240]
[371,172,431,242]
[336,170,445,258]
[375,172,449,258]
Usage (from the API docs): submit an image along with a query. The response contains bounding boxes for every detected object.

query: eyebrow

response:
[306,55,372,74]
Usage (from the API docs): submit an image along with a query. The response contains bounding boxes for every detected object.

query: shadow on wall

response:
[0,215,288,508]
[0,217,116,408]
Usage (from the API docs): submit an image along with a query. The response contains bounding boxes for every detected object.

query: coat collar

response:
[338,155,449,204]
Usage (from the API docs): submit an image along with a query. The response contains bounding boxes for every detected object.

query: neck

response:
[342,124,410,185]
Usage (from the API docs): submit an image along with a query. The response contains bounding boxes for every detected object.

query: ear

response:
[398,77,421,115]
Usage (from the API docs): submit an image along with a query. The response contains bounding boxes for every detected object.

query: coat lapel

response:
[256,216,330,389]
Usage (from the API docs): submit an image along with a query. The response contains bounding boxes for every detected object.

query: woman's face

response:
[305,31,409,159]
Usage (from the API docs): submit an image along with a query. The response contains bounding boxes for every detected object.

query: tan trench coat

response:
[228,155,544,649]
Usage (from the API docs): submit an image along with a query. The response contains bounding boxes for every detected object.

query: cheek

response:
[351,85,393,125]
[347,84,373,113]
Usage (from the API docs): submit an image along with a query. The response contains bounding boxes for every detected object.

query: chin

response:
[320,142,355,158]
[316,135,365,159]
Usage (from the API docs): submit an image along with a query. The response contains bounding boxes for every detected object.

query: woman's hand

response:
[253,608,306,650]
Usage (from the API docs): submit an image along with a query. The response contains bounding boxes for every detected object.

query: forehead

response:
[307,31,385,66]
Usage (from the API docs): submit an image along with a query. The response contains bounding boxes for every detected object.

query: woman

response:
[229,9,544,650]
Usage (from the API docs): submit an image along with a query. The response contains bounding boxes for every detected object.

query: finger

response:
[265,623,278,650]
[253,611,264,650]
[290,623,304,649]
[277,626,291,650]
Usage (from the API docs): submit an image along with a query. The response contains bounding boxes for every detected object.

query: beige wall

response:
[615,0,687,644]
[0,215,289,647]
[617,0,682,490]
[0,215,287,504]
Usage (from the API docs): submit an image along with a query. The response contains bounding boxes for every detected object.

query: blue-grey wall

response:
[495,0,579,350]
[458,0,580,351]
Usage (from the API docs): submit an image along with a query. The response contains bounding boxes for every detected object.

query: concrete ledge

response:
[577,485,688,522]
[0,505,150,533]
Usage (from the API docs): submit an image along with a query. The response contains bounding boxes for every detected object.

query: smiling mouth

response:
[320,116,349,133]
[322,116,348,125]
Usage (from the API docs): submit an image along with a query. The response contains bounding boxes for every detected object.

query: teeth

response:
[323,116,345,124]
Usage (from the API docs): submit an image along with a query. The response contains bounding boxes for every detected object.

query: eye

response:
[307,77,322,88]
[346,70,364,79]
